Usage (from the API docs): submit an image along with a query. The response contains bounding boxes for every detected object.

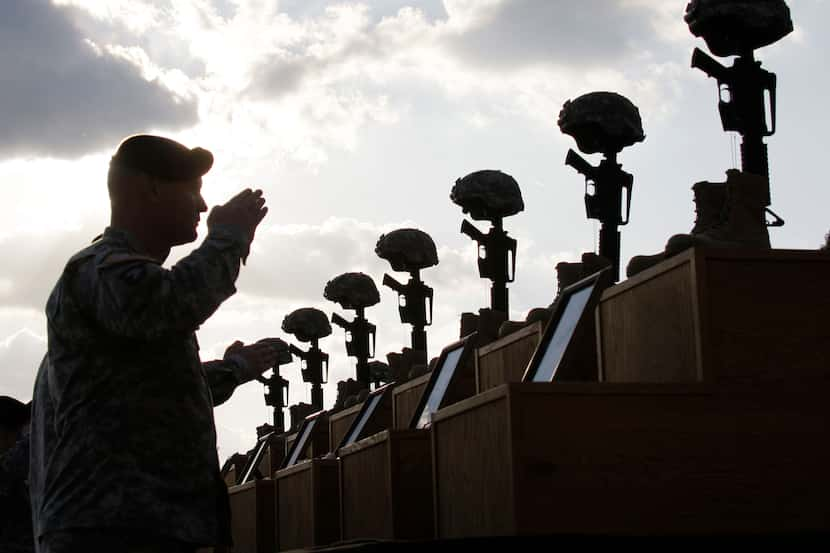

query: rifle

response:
[382,272,433,355]
[289,342,329,411]
[460,218,516,313]
[382,274,433,328]
[565,148,633,282]
[691,47,782,225]
[331,311,376,384]
[566,149,633,226]
[254,344,293,432]
[262,375,289,433]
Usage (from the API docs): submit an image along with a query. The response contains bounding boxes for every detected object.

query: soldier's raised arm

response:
[68,190,266,341]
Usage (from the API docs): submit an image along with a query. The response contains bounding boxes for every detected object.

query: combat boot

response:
[626,176,728,277]
[665,170,769,255]
[554,252,612,294]
[554,260,584,295]
[499,253,609,338]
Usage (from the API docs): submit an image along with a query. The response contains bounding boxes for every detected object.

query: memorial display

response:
[559,91,645,282]
[522,268,612,382]
[325,272,380,389]
[410,334,477,429]
[376,228,438,359]
[282,308,331,411]
[452,169,523,315]
[239,430,275,484]
[215,0,830,541]
[627,0,792,277]
[282,410,326,469]
[254,338,292,432]
[338,382,395,449]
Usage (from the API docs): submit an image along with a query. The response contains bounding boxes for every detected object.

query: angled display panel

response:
[339,382,395,449]
[282,411,323,468]
[240,431,275,484]
[410,334,476,429]
[523,268,612,382]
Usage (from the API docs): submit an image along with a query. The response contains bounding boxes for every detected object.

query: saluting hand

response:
[207,188,268,248]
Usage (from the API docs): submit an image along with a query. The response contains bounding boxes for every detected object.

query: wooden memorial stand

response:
[329,401,364,452]
[275,457,340,550]
[597,248,830,384]
[272,411,340,551]
[228,479,276,553]
[430,251,830,537]
[337,336,479,542]
[475,322,543,393]
[339,429,433,541]
[391,372,430,430]
[431,381,830,537]
[226,432,287,551]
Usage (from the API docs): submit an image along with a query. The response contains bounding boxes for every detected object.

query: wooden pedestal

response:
[392,373,430,429]
[274,458,340,551]
[338,430,433,541]
[431,382,830,537]
[329,402,364,451]
[597,248,830,384]
[475,322,542,393]
[228,479,275,553]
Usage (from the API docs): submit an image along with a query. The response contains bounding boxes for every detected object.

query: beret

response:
[111,134,213,181]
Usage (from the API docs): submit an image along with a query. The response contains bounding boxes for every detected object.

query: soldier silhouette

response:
[29,135,285,553]
[1,396,33,552]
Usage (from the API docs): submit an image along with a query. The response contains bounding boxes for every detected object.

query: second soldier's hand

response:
[207,188,268,247]
[224,339,288,383]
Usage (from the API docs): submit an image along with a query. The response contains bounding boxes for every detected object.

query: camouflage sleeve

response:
[80,225,248,340]
[202,359,242,406]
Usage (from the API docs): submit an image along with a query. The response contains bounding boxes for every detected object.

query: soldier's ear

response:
[147,177,163,203]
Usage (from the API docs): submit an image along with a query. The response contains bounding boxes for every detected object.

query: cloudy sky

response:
[2,0,828,459]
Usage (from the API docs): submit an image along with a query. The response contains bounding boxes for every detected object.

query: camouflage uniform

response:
[29,225,249,550]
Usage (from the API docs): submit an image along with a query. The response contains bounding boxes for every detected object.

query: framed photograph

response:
[239,431,275,484]
[522,268,613,382]
[409,333,477,429]
[281,410,325,469]
[338,382,395,449]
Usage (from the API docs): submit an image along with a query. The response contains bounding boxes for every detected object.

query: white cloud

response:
[0,328,46,402]
[53,0,165,34]
[0,0,198,159]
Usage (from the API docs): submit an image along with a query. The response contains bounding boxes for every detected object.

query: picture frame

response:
[281,410,325,469]
[239,430,275,484]
[409,333,477,429]
[522,268,613,382]
[337,382,395,449]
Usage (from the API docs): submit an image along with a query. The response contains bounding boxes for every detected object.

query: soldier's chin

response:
[172,228,199,246]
